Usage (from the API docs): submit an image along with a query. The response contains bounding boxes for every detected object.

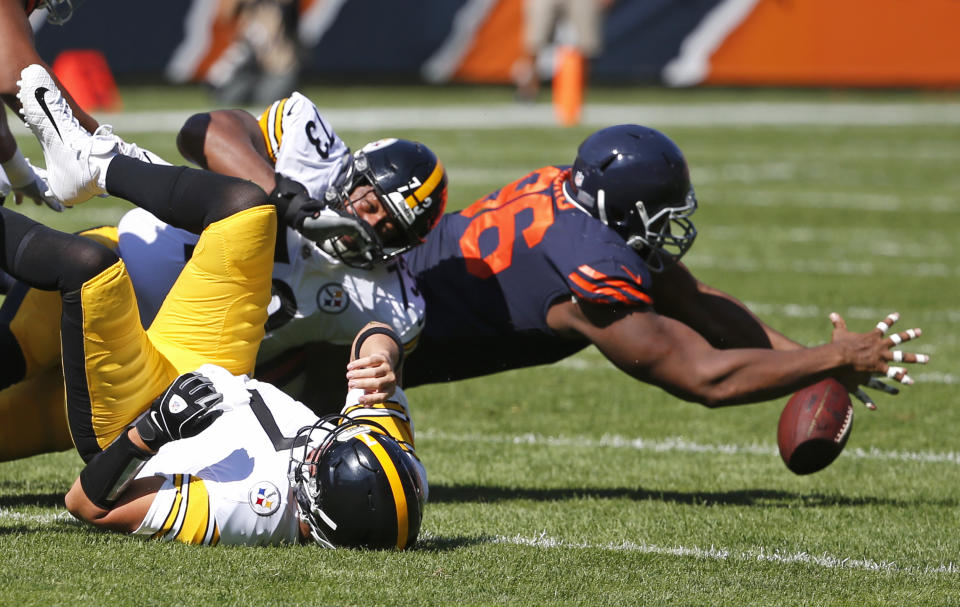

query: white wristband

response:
[1,149,34,188]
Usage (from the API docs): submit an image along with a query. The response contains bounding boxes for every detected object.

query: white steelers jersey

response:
[259,227,423,360]
[133,364,424,546]
[258,91,351,200]
[116,92,424,365]
[118,209,424,356]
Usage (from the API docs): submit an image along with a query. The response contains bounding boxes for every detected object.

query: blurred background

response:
[31,0,960,112]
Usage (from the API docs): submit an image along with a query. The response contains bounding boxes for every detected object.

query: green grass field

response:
[2,84,958,606]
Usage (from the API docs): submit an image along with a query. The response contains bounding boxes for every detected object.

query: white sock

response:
[90,153,115,190]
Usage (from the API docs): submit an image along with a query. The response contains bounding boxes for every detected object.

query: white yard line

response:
[0,509,73,524]
[8,102,960,135]
[417,430,960,465]
[549,351,954,383]
[685,253,960,278]
[485,532,959,575]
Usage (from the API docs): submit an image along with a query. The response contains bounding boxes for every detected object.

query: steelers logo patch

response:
[316,282,349,314]
[248,481,281,516]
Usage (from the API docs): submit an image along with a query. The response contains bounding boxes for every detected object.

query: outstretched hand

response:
[346,353,398,405]
[829,312,929,410]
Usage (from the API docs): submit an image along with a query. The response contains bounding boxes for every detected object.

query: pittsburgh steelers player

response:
[126,95,447,406]
[7,64,425,548]
[0,93,447,460]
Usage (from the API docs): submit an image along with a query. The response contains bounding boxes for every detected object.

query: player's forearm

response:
[65,428,155,526]
[352,322,403,368]
[652,344,846,408]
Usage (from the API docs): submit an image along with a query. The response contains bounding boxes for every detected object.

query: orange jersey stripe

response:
[568,272,631,304]
[569,271,651,305]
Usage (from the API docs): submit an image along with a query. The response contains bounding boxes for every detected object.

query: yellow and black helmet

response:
[289,415,425,550]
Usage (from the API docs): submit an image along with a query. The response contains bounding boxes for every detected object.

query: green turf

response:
[2,85,958,606]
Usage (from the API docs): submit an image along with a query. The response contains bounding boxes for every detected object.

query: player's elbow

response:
[64,478,107,525]
[177,112,212,168]
[64,483,94,523]
[664,364,743,409]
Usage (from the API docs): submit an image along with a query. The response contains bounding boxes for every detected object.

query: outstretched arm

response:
[547,298,926,408]
[651,262,802,351]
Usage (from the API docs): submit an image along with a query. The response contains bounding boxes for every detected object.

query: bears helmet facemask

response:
[288,415,425,550]
[324,138,447,267]
[563,124,697,272]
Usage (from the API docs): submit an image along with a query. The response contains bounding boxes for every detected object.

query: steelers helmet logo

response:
[316,283,350,314]
[248,481,281,516]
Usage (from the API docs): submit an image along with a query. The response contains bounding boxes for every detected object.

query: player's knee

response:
[206,180,270,226]
[0,325,26,390]
[177,113,211,168]
[59,240,119,292]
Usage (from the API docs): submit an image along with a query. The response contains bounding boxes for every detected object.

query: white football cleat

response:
[16,64,118,207]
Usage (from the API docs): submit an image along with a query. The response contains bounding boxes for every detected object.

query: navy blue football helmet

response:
[563,125,698,272]
[289,415,425,550]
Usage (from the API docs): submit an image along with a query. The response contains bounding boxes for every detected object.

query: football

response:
[777,378,854,475]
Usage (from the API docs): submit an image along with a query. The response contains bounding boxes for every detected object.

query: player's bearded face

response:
[342,185,402,247]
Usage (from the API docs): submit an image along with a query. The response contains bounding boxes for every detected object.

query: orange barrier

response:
[552,46,585,126]
[52,50,122,112]
[707,0,960,87]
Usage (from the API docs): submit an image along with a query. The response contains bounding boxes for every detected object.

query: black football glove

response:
[271,173,381,265]
[135,372,224,451]
[270,173,328,230]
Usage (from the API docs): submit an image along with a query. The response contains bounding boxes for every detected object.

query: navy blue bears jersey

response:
[404,166,653,385]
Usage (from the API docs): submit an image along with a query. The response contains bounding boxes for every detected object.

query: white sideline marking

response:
[741,301,960,326]
[704,189,960,213]
[686,253,960,278]
[0,509,72,524]
[417,430,960,465]
[486,532,959,575]
[549,354,956,385]
[8,102,960,135]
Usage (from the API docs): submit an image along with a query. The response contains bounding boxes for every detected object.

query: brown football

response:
[777,378,854,475]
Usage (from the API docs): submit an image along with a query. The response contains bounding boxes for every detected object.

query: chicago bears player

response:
[0,91,446,461]
[10,64,425,548]
[404,124,929,408]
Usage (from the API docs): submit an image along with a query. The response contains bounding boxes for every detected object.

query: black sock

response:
[0,206,118,293]
[105,155,269,234]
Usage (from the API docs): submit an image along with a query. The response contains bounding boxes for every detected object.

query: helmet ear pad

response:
[312,431,424,550]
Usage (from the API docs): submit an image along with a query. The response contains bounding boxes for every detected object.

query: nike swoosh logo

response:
[35,87,63,142]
